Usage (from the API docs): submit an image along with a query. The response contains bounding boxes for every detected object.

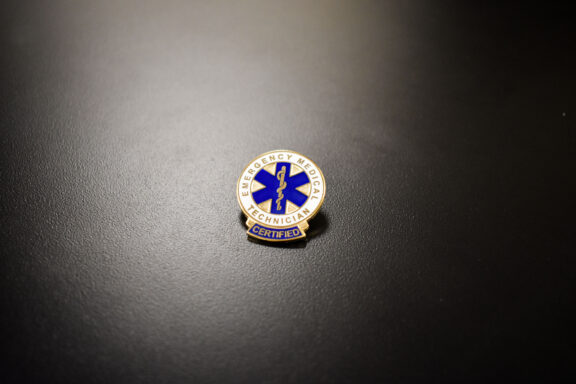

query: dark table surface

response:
[1,1,574,383]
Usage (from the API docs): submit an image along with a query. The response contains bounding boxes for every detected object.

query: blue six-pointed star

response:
[252,162,310,215]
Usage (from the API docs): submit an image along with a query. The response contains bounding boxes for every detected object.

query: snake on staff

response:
[276,166,287,210]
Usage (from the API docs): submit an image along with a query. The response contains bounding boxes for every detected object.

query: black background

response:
[1,1,574,383]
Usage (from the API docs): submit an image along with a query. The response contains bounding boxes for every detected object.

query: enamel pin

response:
[237,150,326,242]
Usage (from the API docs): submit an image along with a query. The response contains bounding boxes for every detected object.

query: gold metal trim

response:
[285,201,299,214]
[263,162,276,176]
[257,199,272,213]
[295,182,311,197]
[251,180,266,193]
[289,164,304,177]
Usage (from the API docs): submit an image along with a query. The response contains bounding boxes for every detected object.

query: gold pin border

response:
[236,149,326,235]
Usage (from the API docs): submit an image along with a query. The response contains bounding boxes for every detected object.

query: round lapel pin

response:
[237,150,326,242]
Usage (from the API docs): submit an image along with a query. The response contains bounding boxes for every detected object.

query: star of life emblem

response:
[237,150,326,242]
